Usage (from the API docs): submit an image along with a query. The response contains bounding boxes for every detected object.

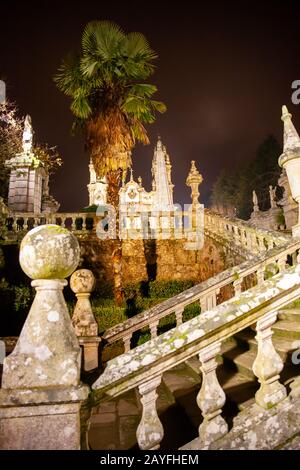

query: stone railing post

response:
[252,311,287,409]
[123,333,132,352]
[136,375,164,450]
[70,269,101,371]
[149,320,159,339]
[200,289,220,313]
[0,225,89,450]
[233,278,243,296]
[196,342,228,447]
[175,307,184,326]
[256,266,265,285]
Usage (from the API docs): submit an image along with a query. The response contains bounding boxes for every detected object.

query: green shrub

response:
[148,280,195,298]
[183,302,201,321]
[14,285,33,312]
[93,305,127,334]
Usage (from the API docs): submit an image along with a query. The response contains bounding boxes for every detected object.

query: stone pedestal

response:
[5,152,46,213]
[0,225,89,450]
[0,386,88,450]
[70,269,100,371]
[79,337,101,371]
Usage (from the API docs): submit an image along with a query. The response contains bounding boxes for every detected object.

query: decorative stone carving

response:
[22,115,33,153]
[252,311,287,409]
[197,342,228,446]
[0,224,89,449]
[186,160,203,206]
[136,375,164,450]
[70,269,100,371]
[5,115,59,214]
[278,105,300,237]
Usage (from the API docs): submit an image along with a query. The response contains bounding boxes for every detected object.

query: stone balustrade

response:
[103,237,300,352]
[5,210,198,241]
[204,210,289,257]
[92,263,300,450]
[4,209,289,249]
[5,212,98,234]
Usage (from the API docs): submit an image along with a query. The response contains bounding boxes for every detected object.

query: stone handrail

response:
[93,264,300,449]
[103,236,300,351]
[204,210,289,257]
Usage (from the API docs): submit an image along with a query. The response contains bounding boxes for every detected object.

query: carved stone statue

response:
[252,190,259,212]
[22,115,33,153]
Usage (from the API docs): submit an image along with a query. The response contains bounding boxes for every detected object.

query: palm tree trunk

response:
[107,169,124,306]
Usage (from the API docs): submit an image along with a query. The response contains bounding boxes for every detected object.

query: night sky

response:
[1,0,300,211]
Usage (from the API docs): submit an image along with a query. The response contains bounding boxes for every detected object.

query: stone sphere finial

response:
[70,269,95,294]
[19,224,80,280]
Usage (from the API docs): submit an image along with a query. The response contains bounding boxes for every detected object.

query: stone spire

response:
[280,105,300,158]
[151,137,174,211]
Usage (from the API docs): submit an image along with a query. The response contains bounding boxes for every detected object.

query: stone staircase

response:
[88,304,300,450]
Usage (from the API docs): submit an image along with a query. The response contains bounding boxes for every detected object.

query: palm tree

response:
[54,20,166,305]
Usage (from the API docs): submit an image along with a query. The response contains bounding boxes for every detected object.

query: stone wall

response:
[79,235,242,289]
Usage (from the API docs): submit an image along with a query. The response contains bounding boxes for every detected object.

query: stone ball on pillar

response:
[70,269,95,294]
[19,224,80,279]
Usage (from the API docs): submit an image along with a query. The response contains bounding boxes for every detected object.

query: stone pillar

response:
[5,156,46,213]
[196,342,228,447]
[70,269,100,371]
[0,225,89,449]
[252,311,287,409]
[136,375,164,450]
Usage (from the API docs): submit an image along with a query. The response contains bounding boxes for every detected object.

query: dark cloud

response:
[1,0,300,209]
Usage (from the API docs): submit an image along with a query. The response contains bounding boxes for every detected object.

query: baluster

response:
[292,251,298,266]
[60,216,66,228]
[267,239,275,250]
[245,231,252,250]
[200,296,207,313]
[197,342,228,446]
[136,375,164,450]
[251,233,259,253]
[12,217,17,232]
[240,228,247,246]
[252,312,287,409]
[82,216,87,231]
[200,289,220,312]
[277,255,286,273]
[70,217,75,231]
[175,307,184,326]
[149,320,159,339]
[256,266,265,285]
[123,333,132,352]
[233,278,243,296]
[258,236,266,253]
[233,226,240,245]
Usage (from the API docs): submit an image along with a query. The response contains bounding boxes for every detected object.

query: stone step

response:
[272,320,300,340]
[162,362,201,397]
[235,328,300,360]
[278,307,300,322]
[223,349,256,380]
